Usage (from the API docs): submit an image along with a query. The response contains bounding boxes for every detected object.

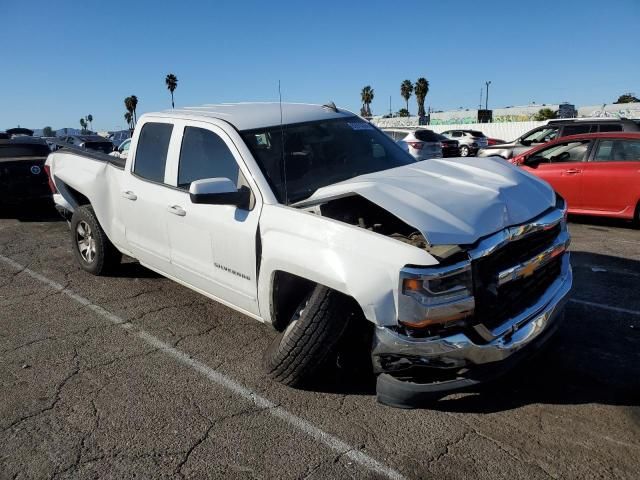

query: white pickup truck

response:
[46,103,572,407]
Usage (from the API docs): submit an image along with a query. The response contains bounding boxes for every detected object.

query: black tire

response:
[459,145,470,157]
[70,205,121,275]
[264,285,355,387]
[634,202,640,228]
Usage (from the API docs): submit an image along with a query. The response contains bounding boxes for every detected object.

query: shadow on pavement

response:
[313,252,640,412]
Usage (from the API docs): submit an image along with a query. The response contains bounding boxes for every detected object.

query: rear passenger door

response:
[580,139,640,215]
[120,120,177,274]
[162,121,262,316]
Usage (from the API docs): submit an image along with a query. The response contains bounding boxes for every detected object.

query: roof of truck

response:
[149,102,357,131]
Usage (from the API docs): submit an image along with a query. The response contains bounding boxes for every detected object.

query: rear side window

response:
[598,124,623,132]
[562,124,592,136]
[177,127,239,189]
[133,122,173,183]
[468,130,485,137]
[414,130,440,142]
[594,139,640,162]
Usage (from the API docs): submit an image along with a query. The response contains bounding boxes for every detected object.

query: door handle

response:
[563,169,582,175]
[167,205,186,216]
[122,190,137,200]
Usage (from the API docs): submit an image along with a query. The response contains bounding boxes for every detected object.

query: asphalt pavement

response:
[1,206,639,479]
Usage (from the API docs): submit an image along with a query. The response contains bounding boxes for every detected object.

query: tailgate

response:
[0,157,51,200]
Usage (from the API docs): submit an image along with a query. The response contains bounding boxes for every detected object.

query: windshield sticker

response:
[347,122,374,131]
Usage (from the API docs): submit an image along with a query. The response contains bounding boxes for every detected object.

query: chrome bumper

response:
[373,253,572,405]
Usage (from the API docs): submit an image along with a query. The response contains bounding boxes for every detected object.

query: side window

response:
[537,141,590,163]
[133,122,173,183]
[178,127,239,190]
[598,124,623,132]
[594,140,640,162]
[522,127,558,144]
[562,124,592,136]
[452,131,462,138]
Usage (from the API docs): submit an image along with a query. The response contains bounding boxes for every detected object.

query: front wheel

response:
[459,145,470,157]
[264,285,355,387]
[70,205,121,275]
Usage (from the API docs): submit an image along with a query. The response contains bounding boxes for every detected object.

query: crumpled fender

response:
[257,204,438,326]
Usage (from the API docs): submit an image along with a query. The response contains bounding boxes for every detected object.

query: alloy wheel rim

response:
[76,221,96,263]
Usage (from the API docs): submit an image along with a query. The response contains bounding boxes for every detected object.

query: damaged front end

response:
[372,200,572,407]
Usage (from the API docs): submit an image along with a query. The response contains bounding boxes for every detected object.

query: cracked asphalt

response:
[1,206,639,479]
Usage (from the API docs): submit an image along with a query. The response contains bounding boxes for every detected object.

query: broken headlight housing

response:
[398,261,475,332]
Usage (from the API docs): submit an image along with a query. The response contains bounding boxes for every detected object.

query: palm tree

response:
[87,114,93,131]
[165,74,178,108]
[79,118,87,133]
[360,86,374,117]
[414,78,429,118]
[124,112,133,131]
[400,80,413,115]
[130,95,138,124]
[124,96,139,126]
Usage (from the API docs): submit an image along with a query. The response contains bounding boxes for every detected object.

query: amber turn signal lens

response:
[400,311,470,329]
[402,278,423,292]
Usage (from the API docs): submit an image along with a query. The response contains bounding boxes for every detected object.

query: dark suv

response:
[478,118,640,159]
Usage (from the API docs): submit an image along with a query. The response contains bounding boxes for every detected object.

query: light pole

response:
[485,81,491,110]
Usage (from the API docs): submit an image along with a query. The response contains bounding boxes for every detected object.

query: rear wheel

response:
[70,205,121,275]
[264,284,355,387]
[459,145,470,157]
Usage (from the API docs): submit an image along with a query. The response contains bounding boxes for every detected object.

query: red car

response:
[510,132,640,222]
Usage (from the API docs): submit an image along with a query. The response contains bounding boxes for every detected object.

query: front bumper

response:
[373,253,572,408]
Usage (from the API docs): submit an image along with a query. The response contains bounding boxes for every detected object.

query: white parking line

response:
[0,254,406,480]
[570,298,640,316]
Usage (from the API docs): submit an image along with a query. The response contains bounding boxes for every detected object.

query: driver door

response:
[521,139,593,210]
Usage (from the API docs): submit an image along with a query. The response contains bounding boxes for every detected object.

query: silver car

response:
[440,129,488,157]
[384,128,443,160]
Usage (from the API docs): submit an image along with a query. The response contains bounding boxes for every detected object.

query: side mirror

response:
[525,155,545,168]
[189,178,251,209]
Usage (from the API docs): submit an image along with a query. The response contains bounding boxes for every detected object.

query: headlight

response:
[399,261,475,330]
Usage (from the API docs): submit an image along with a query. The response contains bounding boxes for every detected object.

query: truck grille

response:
[472,223,562,331]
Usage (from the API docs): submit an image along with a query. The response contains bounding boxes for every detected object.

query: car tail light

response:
[407,142,424,150]
[43,165,58,194]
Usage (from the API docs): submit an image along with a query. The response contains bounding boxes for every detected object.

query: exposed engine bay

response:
[304,195,465,262]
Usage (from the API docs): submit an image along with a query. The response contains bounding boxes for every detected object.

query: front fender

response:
[257,205,438,326]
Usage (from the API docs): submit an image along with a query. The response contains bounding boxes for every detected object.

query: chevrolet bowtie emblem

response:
[520,254,544,278]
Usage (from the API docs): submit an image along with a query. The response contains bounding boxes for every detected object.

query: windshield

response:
[241,117,416,204]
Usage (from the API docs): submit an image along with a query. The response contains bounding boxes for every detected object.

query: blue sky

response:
[1,0,638,131]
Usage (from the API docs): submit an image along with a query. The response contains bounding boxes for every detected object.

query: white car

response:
[383,128,443,161]
[110,138,131,159]
[46,103,572,407]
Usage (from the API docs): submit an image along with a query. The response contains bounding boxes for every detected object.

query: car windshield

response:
[241,117,416,204]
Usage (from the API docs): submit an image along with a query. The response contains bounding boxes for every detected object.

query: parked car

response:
[383,128,443,160]
[110,138,131,159]
[440,129,488,157]
[479,118,640,159]
[46,102,571,408]
[0,136,52,207]
[60,135,115,154]
[107,130,131,147]
[511,132,640,222]
[435,133,460,157]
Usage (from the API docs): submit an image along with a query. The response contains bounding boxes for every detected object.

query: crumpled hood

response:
[295,157,555,245]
